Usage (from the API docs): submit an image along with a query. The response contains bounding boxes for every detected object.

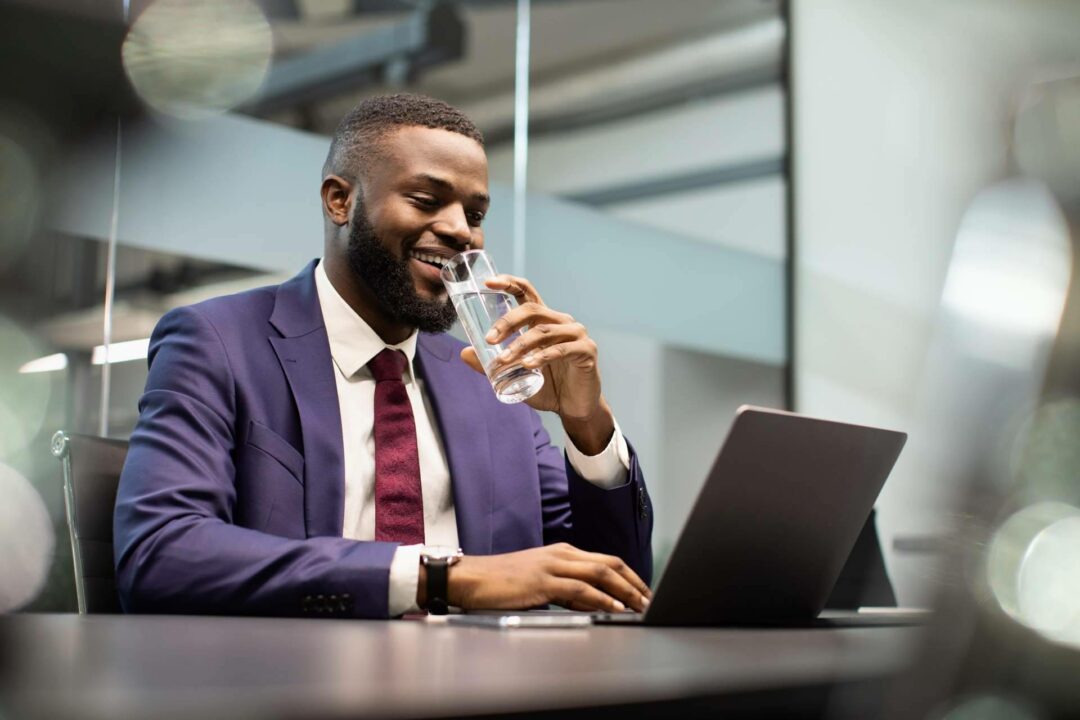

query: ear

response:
[321,175,353,226]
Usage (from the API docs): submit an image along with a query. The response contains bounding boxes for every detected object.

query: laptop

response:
[455,405,909,628]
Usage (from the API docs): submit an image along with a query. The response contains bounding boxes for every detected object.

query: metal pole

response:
[512,0,531,278]
[98,0,130,437]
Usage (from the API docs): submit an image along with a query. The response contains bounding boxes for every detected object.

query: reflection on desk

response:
[0,614,921,720]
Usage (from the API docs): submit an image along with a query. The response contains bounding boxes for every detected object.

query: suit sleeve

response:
[113,306,399,618]
[532,411,654,585]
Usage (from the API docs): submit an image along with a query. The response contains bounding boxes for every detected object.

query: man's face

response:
[345,126,489,333]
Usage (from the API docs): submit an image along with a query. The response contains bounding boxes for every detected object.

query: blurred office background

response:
[1,0,1079,677]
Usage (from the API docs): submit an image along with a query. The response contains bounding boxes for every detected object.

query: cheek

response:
[363,203,408,239]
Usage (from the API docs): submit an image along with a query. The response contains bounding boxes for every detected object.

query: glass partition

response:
[2,0,790,609]
[513,0,789,568]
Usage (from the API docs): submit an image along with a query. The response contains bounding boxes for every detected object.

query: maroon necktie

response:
[369,348,425,544]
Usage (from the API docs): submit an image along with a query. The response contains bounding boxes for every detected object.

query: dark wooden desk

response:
[0,614,920,720]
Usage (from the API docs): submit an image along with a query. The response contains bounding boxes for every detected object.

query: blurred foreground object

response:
[1014,70,1080,203]
[889,72,1080,720]
[122,0,273,119]
[0,462,54,612]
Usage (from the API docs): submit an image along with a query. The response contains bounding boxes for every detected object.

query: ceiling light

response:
[18,353,68,374]
[91,338,151,365]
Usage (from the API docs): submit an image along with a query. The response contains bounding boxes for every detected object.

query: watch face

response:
[422,546,463,562]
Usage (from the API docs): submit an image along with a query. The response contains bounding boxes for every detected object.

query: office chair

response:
[51,431,128,614]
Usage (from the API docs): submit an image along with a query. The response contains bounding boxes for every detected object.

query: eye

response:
[467,211,486,226]
[409,194,439,209]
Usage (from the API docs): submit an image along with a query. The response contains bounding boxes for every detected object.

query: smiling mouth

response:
[408,249,453,271]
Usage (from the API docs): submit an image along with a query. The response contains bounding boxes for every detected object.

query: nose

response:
[432,204,473,249]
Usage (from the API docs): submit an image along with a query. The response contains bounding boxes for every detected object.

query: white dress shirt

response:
[314,260,629,615]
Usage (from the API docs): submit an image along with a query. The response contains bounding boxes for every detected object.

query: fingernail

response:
[485,330,497,342]
[498,349,511,361]
[613,599,625,612]
[641,596,650,608]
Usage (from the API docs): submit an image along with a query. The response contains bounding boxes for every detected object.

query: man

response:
[113,94,653,619]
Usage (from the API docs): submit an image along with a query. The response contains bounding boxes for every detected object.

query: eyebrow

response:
[409,173,490,206]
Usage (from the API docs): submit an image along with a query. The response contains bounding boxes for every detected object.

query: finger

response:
[552,545,651,606]
[576,551,652,601]
[495,323,581,368]
[519,339,598,371]
[558,560,645,613]
[459,347,484,374]
[484,274,544,306]
[485,303,571,345]
[549,578,625,613]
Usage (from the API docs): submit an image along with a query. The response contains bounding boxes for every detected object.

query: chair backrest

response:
[51,431,129,614]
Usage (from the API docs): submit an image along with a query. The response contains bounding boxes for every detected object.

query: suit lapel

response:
[417,334,494,555]
[266,263,495,547]
[269,261,345,538]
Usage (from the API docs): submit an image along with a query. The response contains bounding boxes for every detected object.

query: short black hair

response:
[322,93,484,181]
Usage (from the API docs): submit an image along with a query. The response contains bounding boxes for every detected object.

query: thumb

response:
[460,346,485,374]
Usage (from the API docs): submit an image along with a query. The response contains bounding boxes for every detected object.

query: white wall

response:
[606,177,787,260]
[792,0,1080,604]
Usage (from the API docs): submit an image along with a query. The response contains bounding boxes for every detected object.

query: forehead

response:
[372,125,488,190]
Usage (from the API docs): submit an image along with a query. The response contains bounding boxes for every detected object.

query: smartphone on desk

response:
[445,611,594,629]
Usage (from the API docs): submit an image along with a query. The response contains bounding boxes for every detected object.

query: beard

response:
[344,202,458,334]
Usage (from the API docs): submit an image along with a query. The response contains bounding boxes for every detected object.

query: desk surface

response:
[0,614,920,720]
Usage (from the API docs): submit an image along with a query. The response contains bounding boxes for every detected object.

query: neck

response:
[323,254,415,345]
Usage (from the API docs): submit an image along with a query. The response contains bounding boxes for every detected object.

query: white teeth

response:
[411,251,447,267]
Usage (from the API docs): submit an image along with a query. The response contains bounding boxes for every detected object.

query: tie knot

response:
[368,348,408,382]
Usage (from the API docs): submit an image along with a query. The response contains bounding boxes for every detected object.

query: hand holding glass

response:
[440,250,544,404]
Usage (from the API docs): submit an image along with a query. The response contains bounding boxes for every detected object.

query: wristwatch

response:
[420,546,463,615]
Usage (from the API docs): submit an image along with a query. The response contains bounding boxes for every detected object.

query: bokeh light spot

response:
[0,462,55,612]
[1011,399,1080,503]
[122,0,273,120]
[1014,75,1080,201]
[936,694,1040,720]
[0,316,54,459]
[1017,516,1080,645]
[0,132,41,273]
[988,501,1080,649]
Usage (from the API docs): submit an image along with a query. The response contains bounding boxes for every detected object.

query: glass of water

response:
[440,250,545,404]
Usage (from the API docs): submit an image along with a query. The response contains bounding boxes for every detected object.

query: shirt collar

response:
[314,259,418,382]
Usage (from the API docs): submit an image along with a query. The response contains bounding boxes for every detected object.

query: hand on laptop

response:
[422,543,651,613]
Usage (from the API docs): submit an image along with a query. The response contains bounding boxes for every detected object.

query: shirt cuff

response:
[564,416,630,490]
[388,543,423,617]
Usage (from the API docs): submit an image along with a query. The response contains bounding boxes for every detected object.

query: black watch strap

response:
[425,558,450,615]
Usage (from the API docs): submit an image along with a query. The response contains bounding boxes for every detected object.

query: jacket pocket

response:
[246,420,304,484]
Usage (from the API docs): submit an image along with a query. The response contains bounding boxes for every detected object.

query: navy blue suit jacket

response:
[113,260,653,618]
